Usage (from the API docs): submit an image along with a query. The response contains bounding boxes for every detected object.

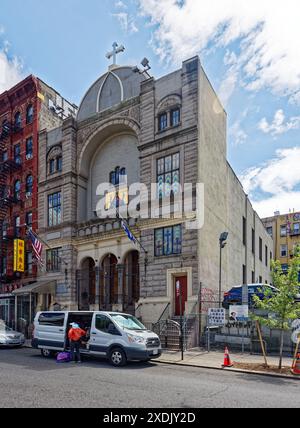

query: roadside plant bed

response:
[233,362,293,376]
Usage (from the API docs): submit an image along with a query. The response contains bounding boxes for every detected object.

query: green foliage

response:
[253,247,300,330]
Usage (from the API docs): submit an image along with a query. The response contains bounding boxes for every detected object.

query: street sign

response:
[208,308,226,326]
[229,305,249,322]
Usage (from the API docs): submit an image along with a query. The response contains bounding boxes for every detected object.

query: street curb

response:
[24,345,299,380]
[156,359,300,381]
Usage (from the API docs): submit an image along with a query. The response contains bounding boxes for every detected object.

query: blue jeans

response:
[70,341,81,362]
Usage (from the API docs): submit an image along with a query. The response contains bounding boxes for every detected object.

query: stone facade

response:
[37,57,273,325]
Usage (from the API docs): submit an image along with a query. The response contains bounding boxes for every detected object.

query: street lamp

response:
[219,232,229,308]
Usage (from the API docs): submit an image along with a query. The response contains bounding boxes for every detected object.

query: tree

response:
[253,248,300,370]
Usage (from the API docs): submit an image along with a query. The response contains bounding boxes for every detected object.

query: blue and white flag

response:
[121,219,137,244]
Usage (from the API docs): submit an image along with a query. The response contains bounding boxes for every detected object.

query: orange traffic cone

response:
[222,347,233,368]
[291,354,300,375]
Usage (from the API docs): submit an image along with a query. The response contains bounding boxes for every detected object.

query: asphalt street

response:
[0,347,299,408]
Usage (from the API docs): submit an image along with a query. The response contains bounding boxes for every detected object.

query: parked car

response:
[0,323,25,347]
[223,284,278,309]
[32,311,162,367]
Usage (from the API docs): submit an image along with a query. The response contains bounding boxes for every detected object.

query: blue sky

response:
[0,0,300,218]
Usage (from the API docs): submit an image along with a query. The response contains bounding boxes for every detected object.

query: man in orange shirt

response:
[68,323,86,363]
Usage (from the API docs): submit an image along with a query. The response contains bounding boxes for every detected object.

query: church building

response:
[35,46,272,327]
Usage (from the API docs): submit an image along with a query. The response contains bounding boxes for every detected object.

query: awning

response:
[12,280,57,296]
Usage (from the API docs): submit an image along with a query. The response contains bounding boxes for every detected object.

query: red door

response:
[174,276,188,316]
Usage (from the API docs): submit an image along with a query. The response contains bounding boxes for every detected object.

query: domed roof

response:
[77,66,146,122]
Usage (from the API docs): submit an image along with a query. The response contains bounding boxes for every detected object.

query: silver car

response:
[0,324,25,347]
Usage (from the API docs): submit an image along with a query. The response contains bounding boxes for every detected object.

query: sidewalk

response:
[24,341,298,379]
[157,349,298,379]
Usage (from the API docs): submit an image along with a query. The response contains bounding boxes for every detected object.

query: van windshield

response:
[110,314,147,331]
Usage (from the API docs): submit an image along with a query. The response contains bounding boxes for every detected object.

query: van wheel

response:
[109,348,127,367]
[41,349,54,358]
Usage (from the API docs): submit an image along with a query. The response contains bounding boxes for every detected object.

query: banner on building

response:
[13,239,25,273]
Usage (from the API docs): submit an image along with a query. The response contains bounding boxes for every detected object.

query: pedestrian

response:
[68,323,86,363]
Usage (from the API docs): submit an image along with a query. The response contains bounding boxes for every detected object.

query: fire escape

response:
[0,121,22,292]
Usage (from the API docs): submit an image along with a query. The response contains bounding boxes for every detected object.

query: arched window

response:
[120,168,126,184]
[47,146,62,175]
[14,112,22,130]
[109,167,126,186]
[26,105,34,124]
[26,175,33,195]
[14,180,21,200]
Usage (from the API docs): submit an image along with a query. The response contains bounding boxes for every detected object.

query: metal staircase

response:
[0,122,22,289]
[152,302,200,351]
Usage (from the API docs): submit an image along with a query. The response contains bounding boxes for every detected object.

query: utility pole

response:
[219,232,229,308]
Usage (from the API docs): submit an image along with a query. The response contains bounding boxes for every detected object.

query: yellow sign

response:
[37,92,45,101]
[13,239,25,273]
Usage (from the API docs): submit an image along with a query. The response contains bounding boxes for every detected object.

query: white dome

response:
[77,66,146,122]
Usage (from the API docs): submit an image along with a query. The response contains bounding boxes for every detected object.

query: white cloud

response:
[240,147,300,217]
[113,12,138,34]
[252,192,300,219]
[241,147,300,195]
[115,0,127,9]
[229,120,247,146]
[0,47,23,93]
[0,26,23,93]
[258,109,300,136]
[138,0,300,103]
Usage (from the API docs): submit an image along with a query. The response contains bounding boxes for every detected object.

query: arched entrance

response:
[100,254,118,310]
[123,251,140,315]
[78,258,96,310]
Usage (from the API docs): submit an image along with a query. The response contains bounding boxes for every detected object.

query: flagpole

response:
[116,213,148,256]
[24,224,68,266]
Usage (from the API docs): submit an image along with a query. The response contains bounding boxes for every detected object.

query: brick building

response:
[36,52,273,336]
[263,211,300,276]
[0,76,77,331]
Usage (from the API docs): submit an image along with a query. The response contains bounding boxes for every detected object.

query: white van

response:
[32,311,161,367]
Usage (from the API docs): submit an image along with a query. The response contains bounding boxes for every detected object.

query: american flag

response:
[28,229,43,263]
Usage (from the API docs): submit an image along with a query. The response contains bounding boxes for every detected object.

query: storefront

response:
[12,280,56,337]
[0,295,15,329]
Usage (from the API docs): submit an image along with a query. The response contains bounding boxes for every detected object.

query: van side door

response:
[37,312,66,350]
[89,314,116,355]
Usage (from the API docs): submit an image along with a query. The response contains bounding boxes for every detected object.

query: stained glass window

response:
[48,192,61,227]
[164,227,173,256]
[154,229,164,257]
[155,225,182,256]
[156,153,180,198]
[173,225,182,254]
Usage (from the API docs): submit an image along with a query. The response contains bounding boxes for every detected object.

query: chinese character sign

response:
[13,239,25,273]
